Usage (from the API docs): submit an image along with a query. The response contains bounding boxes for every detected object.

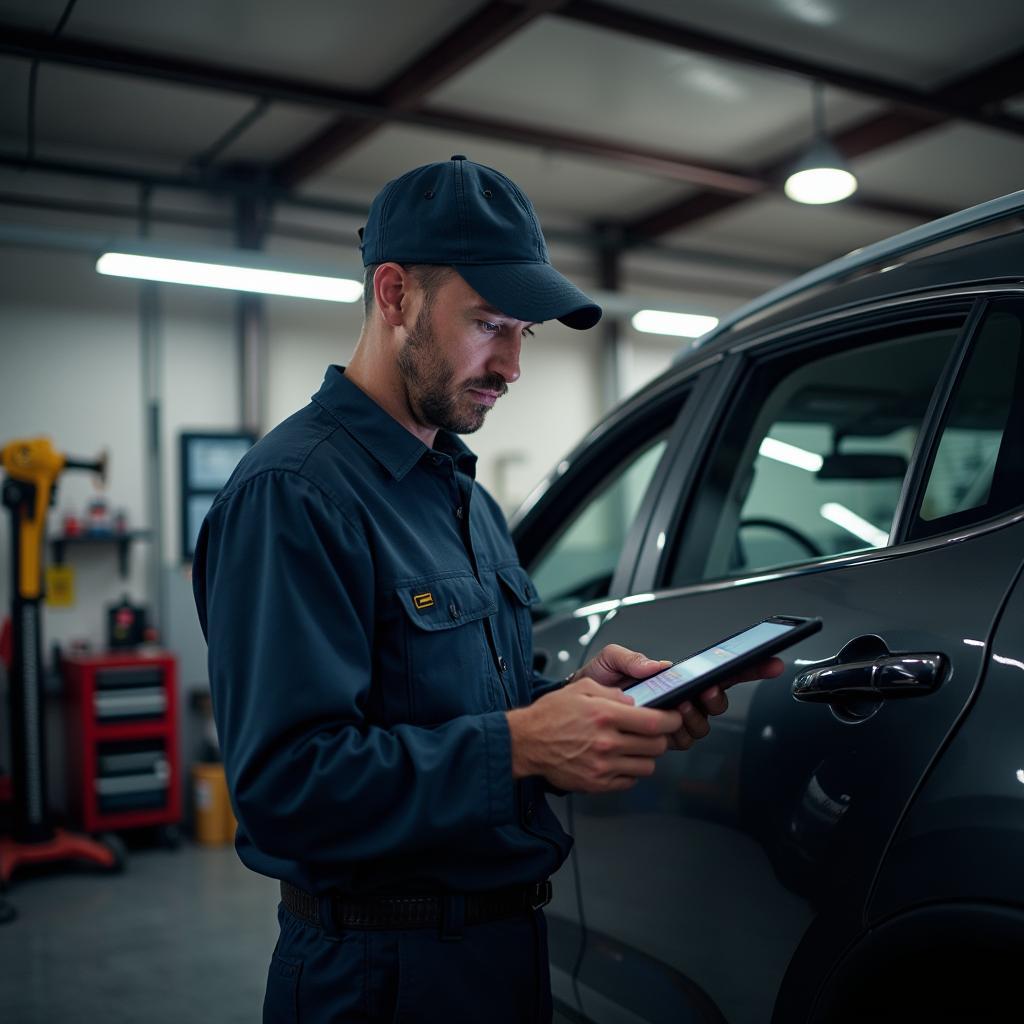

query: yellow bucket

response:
[191,762,238,845]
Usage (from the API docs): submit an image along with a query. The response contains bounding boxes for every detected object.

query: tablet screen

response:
[623,619,794,708]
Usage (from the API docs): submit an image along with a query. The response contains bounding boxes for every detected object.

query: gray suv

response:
[512,191,1024,1023]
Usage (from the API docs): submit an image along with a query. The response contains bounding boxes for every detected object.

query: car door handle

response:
[793,653,947,704]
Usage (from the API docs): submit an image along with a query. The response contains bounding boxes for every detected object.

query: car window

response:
[669,316,965,586]
[912,302,1024,538]
[530,432,669,612]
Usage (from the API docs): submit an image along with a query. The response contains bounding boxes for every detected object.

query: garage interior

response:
[0,1,1023,1021]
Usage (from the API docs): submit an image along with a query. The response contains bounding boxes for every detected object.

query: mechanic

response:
[192,155,781,1023]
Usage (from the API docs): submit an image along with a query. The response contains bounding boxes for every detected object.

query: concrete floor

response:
[0,837,575,1023]
[0,837,280,1024]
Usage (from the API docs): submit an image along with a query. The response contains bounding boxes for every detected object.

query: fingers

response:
[604,776,641,792]
[606,755,659,778]
[615,733,670,757]
[720,656,786,689]
[692,686,729,717]
[594,644,672,682]
[605,701,684,736]
[573,676,635,703]
[677,702,712,740]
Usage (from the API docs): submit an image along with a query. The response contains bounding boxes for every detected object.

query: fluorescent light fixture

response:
[759,437,824,472]
[785,83,858,206]
[820,502,888,547]
[97,252,363,302]
[784,164,858,205]
[632,309,720,338]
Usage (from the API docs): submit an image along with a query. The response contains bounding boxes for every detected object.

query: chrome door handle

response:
[793,653,947,704]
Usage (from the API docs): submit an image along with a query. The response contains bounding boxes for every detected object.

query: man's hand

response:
[666,657,784,750]
[570,643,785,751]
[569,644,670,691]
[507,678,682,793]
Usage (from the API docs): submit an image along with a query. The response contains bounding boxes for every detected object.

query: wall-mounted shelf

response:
[50,530,152,579]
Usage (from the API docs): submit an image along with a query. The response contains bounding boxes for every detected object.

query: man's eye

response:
[478,320,499,333]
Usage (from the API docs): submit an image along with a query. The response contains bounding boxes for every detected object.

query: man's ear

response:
[373,263,412,328]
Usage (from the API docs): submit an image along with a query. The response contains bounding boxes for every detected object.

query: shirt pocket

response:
[394,572,498,725]
[495,564,540,681]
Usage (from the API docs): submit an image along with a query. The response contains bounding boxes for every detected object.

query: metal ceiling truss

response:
[1,5,1022,248]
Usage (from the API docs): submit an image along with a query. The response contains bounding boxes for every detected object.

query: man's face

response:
[396,271,534,435]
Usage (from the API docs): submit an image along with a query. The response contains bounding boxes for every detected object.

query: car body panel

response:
[868,552,1024,919]
[512,196,1024,1023]
[564,519,1023,1022]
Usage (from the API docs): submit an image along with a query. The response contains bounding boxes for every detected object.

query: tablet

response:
[621,615,822,710]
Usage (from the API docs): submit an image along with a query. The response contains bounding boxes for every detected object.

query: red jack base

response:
[0,828,122,886]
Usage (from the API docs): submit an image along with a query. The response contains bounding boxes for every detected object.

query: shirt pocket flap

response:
[496,564,540,608]
[397,574,496,631]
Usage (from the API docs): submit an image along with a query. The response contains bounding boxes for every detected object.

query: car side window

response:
[529,432,669,613]
[912,301,1024,539]
[669,316,965,586]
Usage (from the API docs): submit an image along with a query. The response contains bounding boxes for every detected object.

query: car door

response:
[511,359,725,1014]
[562,294,1024,1024]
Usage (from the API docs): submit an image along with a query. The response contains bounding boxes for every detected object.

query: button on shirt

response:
[192,365,570,896]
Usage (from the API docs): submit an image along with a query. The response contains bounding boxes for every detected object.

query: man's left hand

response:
[572,643,785,751]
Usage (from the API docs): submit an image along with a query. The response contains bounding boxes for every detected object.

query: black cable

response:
[26,59,39,161]
[566,793,588,1018]
[52,0,79,37]
[25,0,81,161]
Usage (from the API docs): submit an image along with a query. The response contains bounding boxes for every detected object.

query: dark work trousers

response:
[263,900,554,1023]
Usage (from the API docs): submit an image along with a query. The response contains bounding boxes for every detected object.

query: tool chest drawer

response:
[63,652,181,834]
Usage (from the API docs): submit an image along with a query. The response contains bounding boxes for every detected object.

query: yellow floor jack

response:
[1,438,123,922]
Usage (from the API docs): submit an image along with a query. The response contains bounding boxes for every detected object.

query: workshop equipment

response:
[0,437,122,886]
[106,593,148,648]
[191,761,236,845]
[63,650,181,846]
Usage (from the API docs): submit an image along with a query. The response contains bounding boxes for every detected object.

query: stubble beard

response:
[397,306,507,435]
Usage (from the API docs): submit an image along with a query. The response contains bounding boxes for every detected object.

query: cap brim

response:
[454,262,602,330]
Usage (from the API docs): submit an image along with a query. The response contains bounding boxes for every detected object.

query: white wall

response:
[0,236,623,654]
[0,216,707,821]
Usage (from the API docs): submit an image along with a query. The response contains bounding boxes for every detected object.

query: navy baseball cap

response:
[359,155,601,330]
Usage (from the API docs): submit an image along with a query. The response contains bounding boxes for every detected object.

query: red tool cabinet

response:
[62,651,181,835]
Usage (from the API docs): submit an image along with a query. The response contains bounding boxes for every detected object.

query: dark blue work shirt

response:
[192,365,571,896]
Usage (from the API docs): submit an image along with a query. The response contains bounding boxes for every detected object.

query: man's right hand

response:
[506,678,683,793]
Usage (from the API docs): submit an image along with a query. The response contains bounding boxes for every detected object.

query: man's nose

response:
[489,333,522,384]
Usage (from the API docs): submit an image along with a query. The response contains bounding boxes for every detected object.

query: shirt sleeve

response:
[192,469,515,868]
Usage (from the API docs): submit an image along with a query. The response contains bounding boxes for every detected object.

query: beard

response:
[396,306,507,435]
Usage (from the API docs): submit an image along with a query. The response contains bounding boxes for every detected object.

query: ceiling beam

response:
[624,45,1024,242]
[557,0,1024,134]
[0,154,810,280]
[1,21,1017,233]
[274,0,563,186]
[625,109,947,240]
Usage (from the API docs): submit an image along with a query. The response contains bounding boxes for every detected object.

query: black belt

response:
[280,879,552,931]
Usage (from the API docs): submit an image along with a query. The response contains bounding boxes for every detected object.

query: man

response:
[193,155,781,1023]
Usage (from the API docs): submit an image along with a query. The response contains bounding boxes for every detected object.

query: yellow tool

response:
[1,438,106,599]
[1,437,121,879]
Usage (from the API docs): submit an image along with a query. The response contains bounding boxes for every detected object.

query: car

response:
[511,190,1024,1024]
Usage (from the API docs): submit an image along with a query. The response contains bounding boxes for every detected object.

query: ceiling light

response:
[97,252,363,302]
[820,502,888,547]
[632,309,720,338]
[759,437,824,472]
[785,82,858,206]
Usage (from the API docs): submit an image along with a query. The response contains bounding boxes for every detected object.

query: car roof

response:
[684,188,1024,359]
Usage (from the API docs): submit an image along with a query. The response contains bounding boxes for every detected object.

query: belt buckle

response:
[531,881,552,910]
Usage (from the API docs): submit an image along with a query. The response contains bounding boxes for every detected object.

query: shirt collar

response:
[312,365,478,481]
